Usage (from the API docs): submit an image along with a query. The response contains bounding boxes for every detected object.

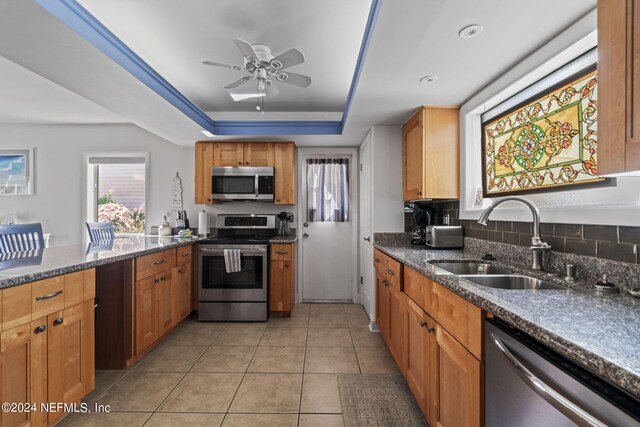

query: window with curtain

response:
[306,158,350,222]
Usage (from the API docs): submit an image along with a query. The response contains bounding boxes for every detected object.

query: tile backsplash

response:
[404,201,639,264]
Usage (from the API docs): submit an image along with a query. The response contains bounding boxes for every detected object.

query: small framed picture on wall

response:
[0,148,34,195]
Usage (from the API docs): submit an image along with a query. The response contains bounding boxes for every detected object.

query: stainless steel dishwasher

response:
[485,319,640,427]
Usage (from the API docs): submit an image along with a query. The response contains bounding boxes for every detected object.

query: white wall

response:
[459,10,640,226]
[0,124,193,246]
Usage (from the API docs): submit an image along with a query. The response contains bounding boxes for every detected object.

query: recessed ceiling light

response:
[420,75,438,84]
[459,24,483,39]
[201,130,215,137]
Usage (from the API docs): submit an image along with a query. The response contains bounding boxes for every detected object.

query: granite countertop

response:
[0,236,198,289]
[373,233,640,399]
[269,234,298,243]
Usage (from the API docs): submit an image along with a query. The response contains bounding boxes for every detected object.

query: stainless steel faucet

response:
[477,196,551,270]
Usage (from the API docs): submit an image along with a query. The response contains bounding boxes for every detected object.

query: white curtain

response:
[307,158,350,222]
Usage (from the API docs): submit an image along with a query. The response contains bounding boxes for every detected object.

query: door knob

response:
[303,222,309,227]
[303,233,309,238]
[363,237,371,242]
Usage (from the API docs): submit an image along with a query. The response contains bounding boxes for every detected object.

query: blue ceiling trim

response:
[213,120,342,135]
[35,0,381,136]
[33,0,218,133]
[339,0,382,132]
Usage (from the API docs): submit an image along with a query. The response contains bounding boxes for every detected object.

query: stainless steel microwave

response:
[211,167,275,201]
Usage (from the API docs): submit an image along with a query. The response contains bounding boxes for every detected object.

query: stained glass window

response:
[482,66,603,196]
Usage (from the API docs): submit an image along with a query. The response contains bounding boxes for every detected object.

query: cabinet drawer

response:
[32,277,65,320]
[404,267,424,309]
[176,245,192,266]
[375,250,402,290]
[136,249,176,280]
[271,244,293,261]
[64,271,84,308]
[435,284,482,359]
[2,284,32,331]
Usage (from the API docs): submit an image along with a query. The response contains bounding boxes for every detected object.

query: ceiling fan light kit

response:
[203,38,312,113]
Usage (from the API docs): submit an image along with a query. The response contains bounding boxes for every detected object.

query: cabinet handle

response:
[417,191,422,196]
[153,259,165,265]
[54,318,64,326]
[419,320,426,327]
[387,269,394,276]
[177,268,183,273]
[35,290,63,301]
[427,326,435,333]
[161,275,166,281]
[238,162,242,165]
[275,251,288,255]
[375,258,381,263]
[35,325,46,334]
[181,253,189,257]
[284,263,289,268]
[245,162,250,165]
[155,278,160,283]
[382,280,389,287]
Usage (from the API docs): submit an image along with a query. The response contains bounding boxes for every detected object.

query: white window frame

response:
[459,10,640,227]
[83,152,149,241]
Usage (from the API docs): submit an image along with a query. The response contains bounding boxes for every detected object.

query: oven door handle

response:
[200,248,267,256]
[255,173,259,198]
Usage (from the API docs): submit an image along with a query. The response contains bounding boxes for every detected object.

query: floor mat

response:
[338,373,427,427]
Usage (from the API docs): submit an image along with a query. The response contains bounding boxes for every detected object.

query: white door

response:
[359,134,374,319]
[299,151,357,302]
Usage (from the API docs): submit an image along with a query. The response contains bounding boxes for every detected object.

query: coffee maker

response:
[410,202,436,245]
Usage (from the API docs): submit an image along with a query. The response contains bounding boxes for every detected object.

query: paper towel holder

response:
[198,210,210,237]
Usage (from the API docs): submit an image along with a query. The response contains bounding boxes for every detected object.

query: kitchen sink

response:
[431,262,512,275]
[460,275,566,290]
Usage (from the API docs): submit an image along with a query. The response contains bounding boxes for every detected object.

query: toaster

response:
[424,226,463,249]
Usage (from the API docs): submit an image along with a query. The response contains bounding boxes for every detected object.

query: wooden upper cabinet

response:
[274,142,296,204]
[244,143,274,166]
[402,106,459,201]
[598,0,640,174]
[213,142,245,166]
[195,142,215,204]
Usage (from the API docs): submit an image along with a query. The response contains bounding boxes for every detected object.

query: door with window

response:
[300,153,357,301]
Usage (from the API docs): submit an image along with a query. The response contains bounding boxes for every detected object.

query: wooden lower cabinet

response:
[404,297,434,418]
[432,322,482,427]
[375,269,405,370]
[135,274,159,354]
[171,265,191,322]
[387,285,405,369]
[47,302,93,424]
[269,243,295,316]
[157,271,174,338]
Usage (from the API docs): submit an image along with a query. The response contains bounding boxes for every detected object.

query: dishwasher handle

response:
[490,333,608,427]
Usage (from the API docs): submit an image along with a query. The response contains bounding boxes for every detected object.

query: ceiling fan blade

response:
[271,48,305,69]
[202,60,244,71]
[224,76,253,89]
[233,38,258,59]
[276,71,311,88]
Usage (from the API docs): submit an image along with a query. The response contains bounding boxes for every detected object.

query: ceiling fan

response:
[203,39,311,112]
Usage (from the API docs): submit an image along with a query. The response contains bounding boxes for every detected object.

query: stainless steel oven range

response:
[198,214,276,321]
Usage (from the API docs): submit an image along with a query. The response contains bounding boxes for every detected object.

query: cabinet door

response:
[213,142,244,166]
[135,276,158,354]
[433,324,482,427]
[598,0,640,173]
[47,304,86,424]
[195,142,215,204]
[157,271,174,337]
[375,270,388,340]
[387,285,405,370]
[269,260,293,314]
[274,143,296,204]
[244,143,274,166]
[171,266,191,323]
[404,298,429,415]
[403,110,424,201]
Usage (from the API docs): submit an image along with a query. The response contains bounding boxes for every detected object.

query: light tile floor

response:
[61,303,399,427]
